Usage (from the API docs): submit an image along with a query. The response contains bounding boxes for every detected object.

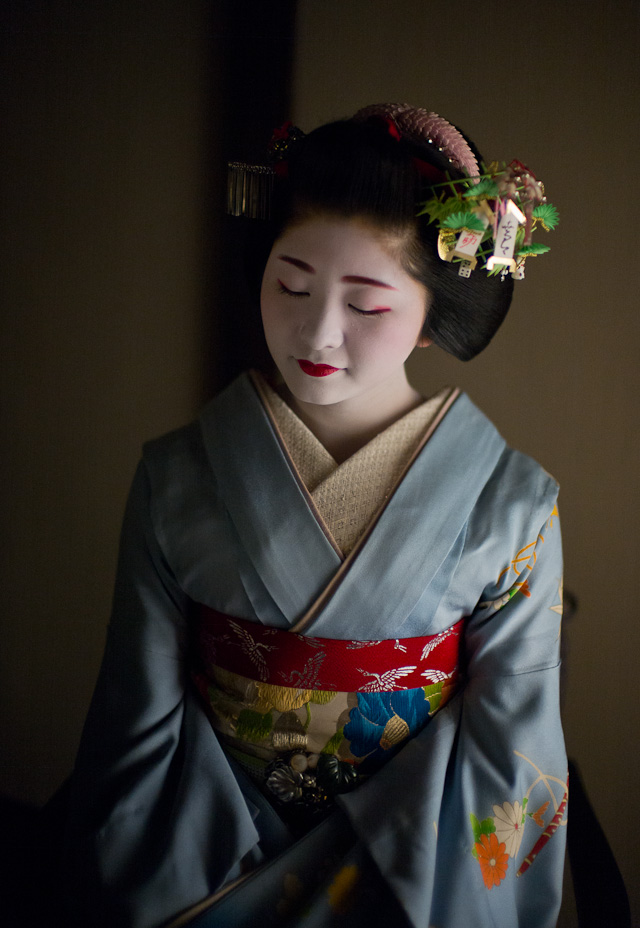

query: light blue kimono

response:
[62,372,566,928]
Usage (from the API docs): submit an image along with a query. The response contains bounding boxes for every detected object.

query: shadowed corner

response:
[558,590,631,928]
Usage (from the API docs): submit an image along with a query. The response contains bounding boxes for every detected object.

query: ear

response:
[416,334,433,348]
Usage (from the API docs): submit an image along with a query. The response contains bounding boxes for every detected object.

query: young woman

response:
[63,105,566,928]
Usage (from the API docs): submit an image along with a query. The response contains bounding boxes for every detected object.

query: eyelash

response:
[348,304,387,317]
[277,281,386,316]
[277,281,308,298]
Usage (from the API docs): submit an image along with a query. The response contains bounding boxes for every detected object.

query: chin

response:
[288,383,343,406]
[283,372,349,407]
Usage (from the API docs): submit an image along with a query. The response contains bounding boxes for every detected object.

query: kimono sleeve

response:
[437,504,567,927]
[61,461,259,928]
[340,503,567,928]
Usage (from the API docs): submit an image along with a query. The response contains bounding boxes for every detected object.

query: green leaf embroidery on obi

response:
[207,684,224,704]
[423,681,444,713]
[236,708,273,742]
[321,728,345,755]
[308,690,337,705]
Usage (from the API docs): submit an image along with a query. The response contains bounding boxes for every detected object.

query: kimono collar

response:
[199,373,506,637]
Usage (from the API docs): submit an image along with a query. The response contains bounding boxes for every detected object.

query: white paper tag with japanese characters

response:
[493,213,518,262]
[454,229,483,258]
[487,200,524,270]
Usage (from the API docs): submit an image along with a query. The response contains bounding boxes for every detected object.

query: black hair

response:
[269,117,514,361]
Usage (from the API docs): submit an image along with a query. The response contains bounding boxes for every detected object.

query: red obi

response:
[194,607,463,693]
[192,608,465,819]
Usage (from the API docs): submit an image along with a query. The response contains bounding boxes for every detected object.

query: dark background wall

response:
[2,0,216,804]
[1,0,295,809]
[1,0,638,923]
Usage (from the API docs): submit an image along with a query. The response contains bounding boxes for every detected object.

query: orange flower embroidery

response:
[475,832,509,889]
[531,800,550,827]
[517,579,531,598]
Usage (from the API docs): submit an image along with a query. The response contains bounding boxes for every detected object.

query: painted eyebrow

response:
[341,275,397,290]
[277,255,315,273]
[277,257,396,290]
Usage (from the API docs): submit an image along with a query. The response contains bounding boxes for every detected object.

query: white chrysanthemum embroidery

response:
[493,800,525,858]
[478,591,511,614]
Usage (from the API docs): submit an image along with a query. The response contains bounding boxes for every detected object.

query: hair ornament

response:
[353,103,481,178]
[226,162,275,219]
[227,109,558,281]
[226,122,306,218]
[420,159,559,280]
[267,121,306,176]
[353,104,558,280]
[227,107,521,358]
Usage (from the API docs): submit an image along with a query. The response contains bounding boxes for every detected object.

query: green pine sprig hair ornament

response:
[418,159,559,280]
[532,202,559,231]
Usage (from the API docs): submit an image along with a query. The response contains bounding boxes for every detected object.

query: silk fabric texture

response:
[63,372,566,928]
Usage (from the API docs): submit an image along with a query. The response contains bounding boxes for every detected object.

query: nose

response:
[300,297,344,352]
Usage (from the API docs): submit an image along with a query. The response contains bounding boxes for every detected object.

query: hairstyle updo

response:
[269,112,514,361]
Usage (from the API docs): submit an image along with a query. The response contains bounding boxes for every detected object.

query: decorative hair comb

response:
[355,104,559,280]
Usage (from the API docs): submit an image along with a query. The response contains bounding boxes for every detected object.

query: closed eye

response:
[277,280,309,297]
[348,304,391,316]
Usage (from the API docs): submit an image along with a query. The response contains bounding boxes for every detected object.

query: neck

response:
[282,371,423,463]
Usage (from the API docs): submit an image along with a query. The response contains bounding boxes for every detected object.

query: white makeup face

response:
[260,215,429,418]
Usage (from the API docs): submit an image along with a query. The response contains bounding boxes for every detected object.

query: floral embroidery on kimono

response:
[61,373,567,928]
[470,751,568,891]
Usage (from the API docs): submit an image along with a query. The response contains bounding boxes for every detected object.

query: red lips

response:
[296,359,341,377]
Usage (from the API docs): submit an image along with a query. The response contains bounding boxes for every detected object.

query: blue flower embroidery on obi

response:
[344,687,432,770]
